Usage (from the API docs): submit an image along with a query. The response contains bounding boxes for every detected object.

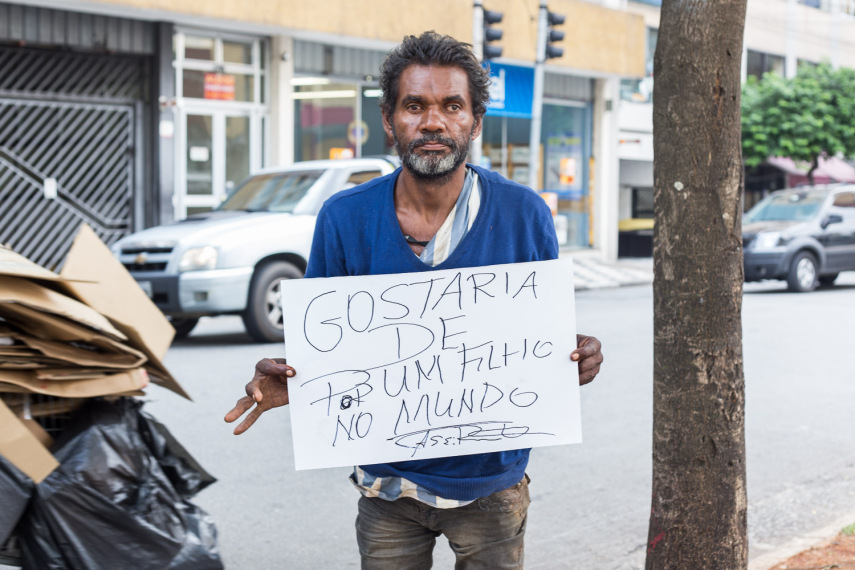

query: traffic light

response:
[545,11,565,60]
[483,8,503,60]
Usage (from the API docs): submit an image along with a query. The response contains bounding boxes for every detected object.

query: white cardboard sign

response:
[280,258,581,470]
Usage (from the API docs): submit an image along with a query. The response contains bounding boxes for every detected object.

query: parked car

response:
[743,185,855,292]
[112,157,399,342]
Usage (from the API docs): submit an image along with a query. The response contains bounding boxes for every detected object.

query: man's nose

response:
[419,107,444,132]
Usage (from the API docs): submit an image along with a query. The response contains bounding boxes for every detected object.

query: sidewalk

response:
[559,249,653,291]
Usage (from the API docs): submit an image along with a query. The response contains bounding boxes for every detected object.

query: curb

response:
[748,512,855,570]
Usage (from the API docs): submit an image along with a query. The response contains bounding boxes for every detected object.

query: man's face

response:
[382,65,482,181]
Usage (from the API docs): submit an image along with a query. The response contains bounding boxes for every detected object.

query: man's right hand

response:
[225,358,295,435]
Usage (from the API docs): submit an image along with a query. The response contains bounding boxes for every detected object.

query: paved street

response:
[144,270,855,569]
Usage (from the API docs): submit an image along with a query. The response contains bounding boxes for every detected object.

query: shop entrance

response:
[173,31,268,219]
[176,108,256,217]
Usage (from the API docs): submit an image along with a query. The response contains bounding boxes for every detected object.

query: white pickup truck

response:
[112,157,399,342]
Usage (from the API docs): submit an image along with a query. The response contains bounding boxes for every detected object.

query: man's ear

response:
[381,110,395,140]
[471,115,483,140]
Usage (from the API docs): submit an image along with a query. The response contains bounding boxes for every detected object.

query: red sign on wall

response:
[204,73,236,101]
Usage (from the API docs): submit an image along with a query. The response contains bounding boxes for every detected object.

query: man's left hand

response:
[571,334,603,386]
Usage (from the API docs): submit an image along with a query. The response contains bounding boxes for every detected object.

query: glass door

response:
[172,30,267,219]
[225,115,251,196]
[176,108,259,218]
[184,113,214,214]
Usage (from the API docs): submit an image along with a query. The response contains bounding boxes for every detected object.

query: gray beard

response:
[394,131,471,181]
[404,151,461,178]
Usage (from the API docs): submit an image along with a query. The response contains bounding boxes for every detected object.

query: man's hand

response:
[225,358,295,435]
[571,334,603,386]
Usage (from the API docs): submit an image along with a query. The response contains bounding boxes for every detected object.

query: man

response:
[226,31,603,569]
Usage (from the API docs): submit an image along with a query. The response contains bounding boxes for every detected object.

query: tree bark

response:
[646,1,748,569]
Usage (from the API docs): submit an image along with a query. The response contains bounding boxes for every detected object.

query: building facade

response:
[0,0,647,266]
[616,0,855,256]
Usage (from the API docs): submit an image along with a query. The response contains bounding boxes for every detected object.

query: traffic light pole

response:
[470,0,485,167]
[528,0,549,191]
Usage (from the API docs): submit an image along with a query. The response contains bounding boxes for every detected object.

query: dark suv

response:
[743,185,855,292]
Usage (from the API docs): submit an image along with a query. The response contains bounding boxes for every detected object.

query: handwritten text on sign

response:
[280,259,581,470]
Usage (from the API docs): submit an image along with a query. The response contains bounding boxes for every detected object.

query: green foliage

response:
[843,522,855,536]
[741,63,855,179]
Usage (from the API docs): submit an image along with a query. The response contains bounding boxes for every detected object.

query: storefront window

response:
[481,116,531,183]
[480,61,592,248]
[293,79,392,161]
[541,104,591,248]
[223,40,253,64]
[294,82,357,161]
[361,87,394,157]
[177,34,265,104]
[185,35,214,61]
[482,103,591,248]
[182,70,207,99]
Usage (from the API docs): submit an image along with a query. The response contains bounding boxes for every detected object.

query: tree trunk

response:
[646,1,748,569]
[807,155,819,186]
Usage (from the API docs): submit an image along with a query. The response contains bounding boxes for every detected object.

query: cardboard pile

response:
[0,224,189,484]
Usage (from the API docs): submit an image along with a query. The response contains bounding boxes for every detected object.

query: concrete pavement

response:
[561,254,853,569]
[561,249,653,291]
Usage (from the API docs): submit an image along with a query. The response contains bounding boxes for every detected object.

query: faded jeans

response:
[355,475,530,570]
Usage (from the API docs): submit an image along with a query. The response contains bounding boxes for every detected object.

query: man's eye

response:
[448,105,461,111]
[407,104,421,111]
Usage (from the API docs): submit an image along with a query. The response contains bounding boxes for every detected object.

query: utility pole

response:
[471,0,485,167]
[528,1,564,191]
[471,0,503,168]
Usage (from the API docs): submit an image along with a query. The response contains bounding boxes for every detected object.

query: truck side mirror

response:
[821,214,843,229]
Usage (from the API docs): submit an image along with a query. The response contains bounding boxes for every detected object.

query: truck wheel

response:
[819,273,839,286]
[786,251,818,292]
[243,261,303,343]
[170,317,199,340]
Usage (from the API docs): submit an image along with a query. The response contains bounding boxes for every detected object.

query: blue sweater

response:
[305,164,559,501]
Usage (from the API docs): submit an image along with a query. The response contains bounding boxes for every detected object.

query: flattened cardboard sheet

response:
[60,225,189,400]
[0,399,58,483]
[0,393,86,417]
[20,418,53,448]
[0,276,126,341]
[17,335,146,370]
[0,368,148,398]
[61,225,174,360]
[0,327,146,371]
[0,246,63,282]
[33,369,111,381]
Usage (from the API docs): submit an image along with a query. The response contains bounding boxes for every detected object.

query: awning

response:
[766,156,855,184]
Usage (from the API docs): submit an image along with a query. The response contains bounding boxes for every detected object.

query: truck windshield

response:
[745,190,826,222]
[218,170,324,213]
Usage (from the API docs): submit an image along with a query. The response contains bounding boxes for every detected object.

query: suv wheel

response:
[243,261,303,343]
[819,273,839,286]
[786,251,818,292]
[169,317,199,340]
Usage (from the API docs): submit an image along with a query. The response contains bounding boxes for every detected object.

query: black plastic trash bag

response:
[17,398,222,570]
[0,455,33,545]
